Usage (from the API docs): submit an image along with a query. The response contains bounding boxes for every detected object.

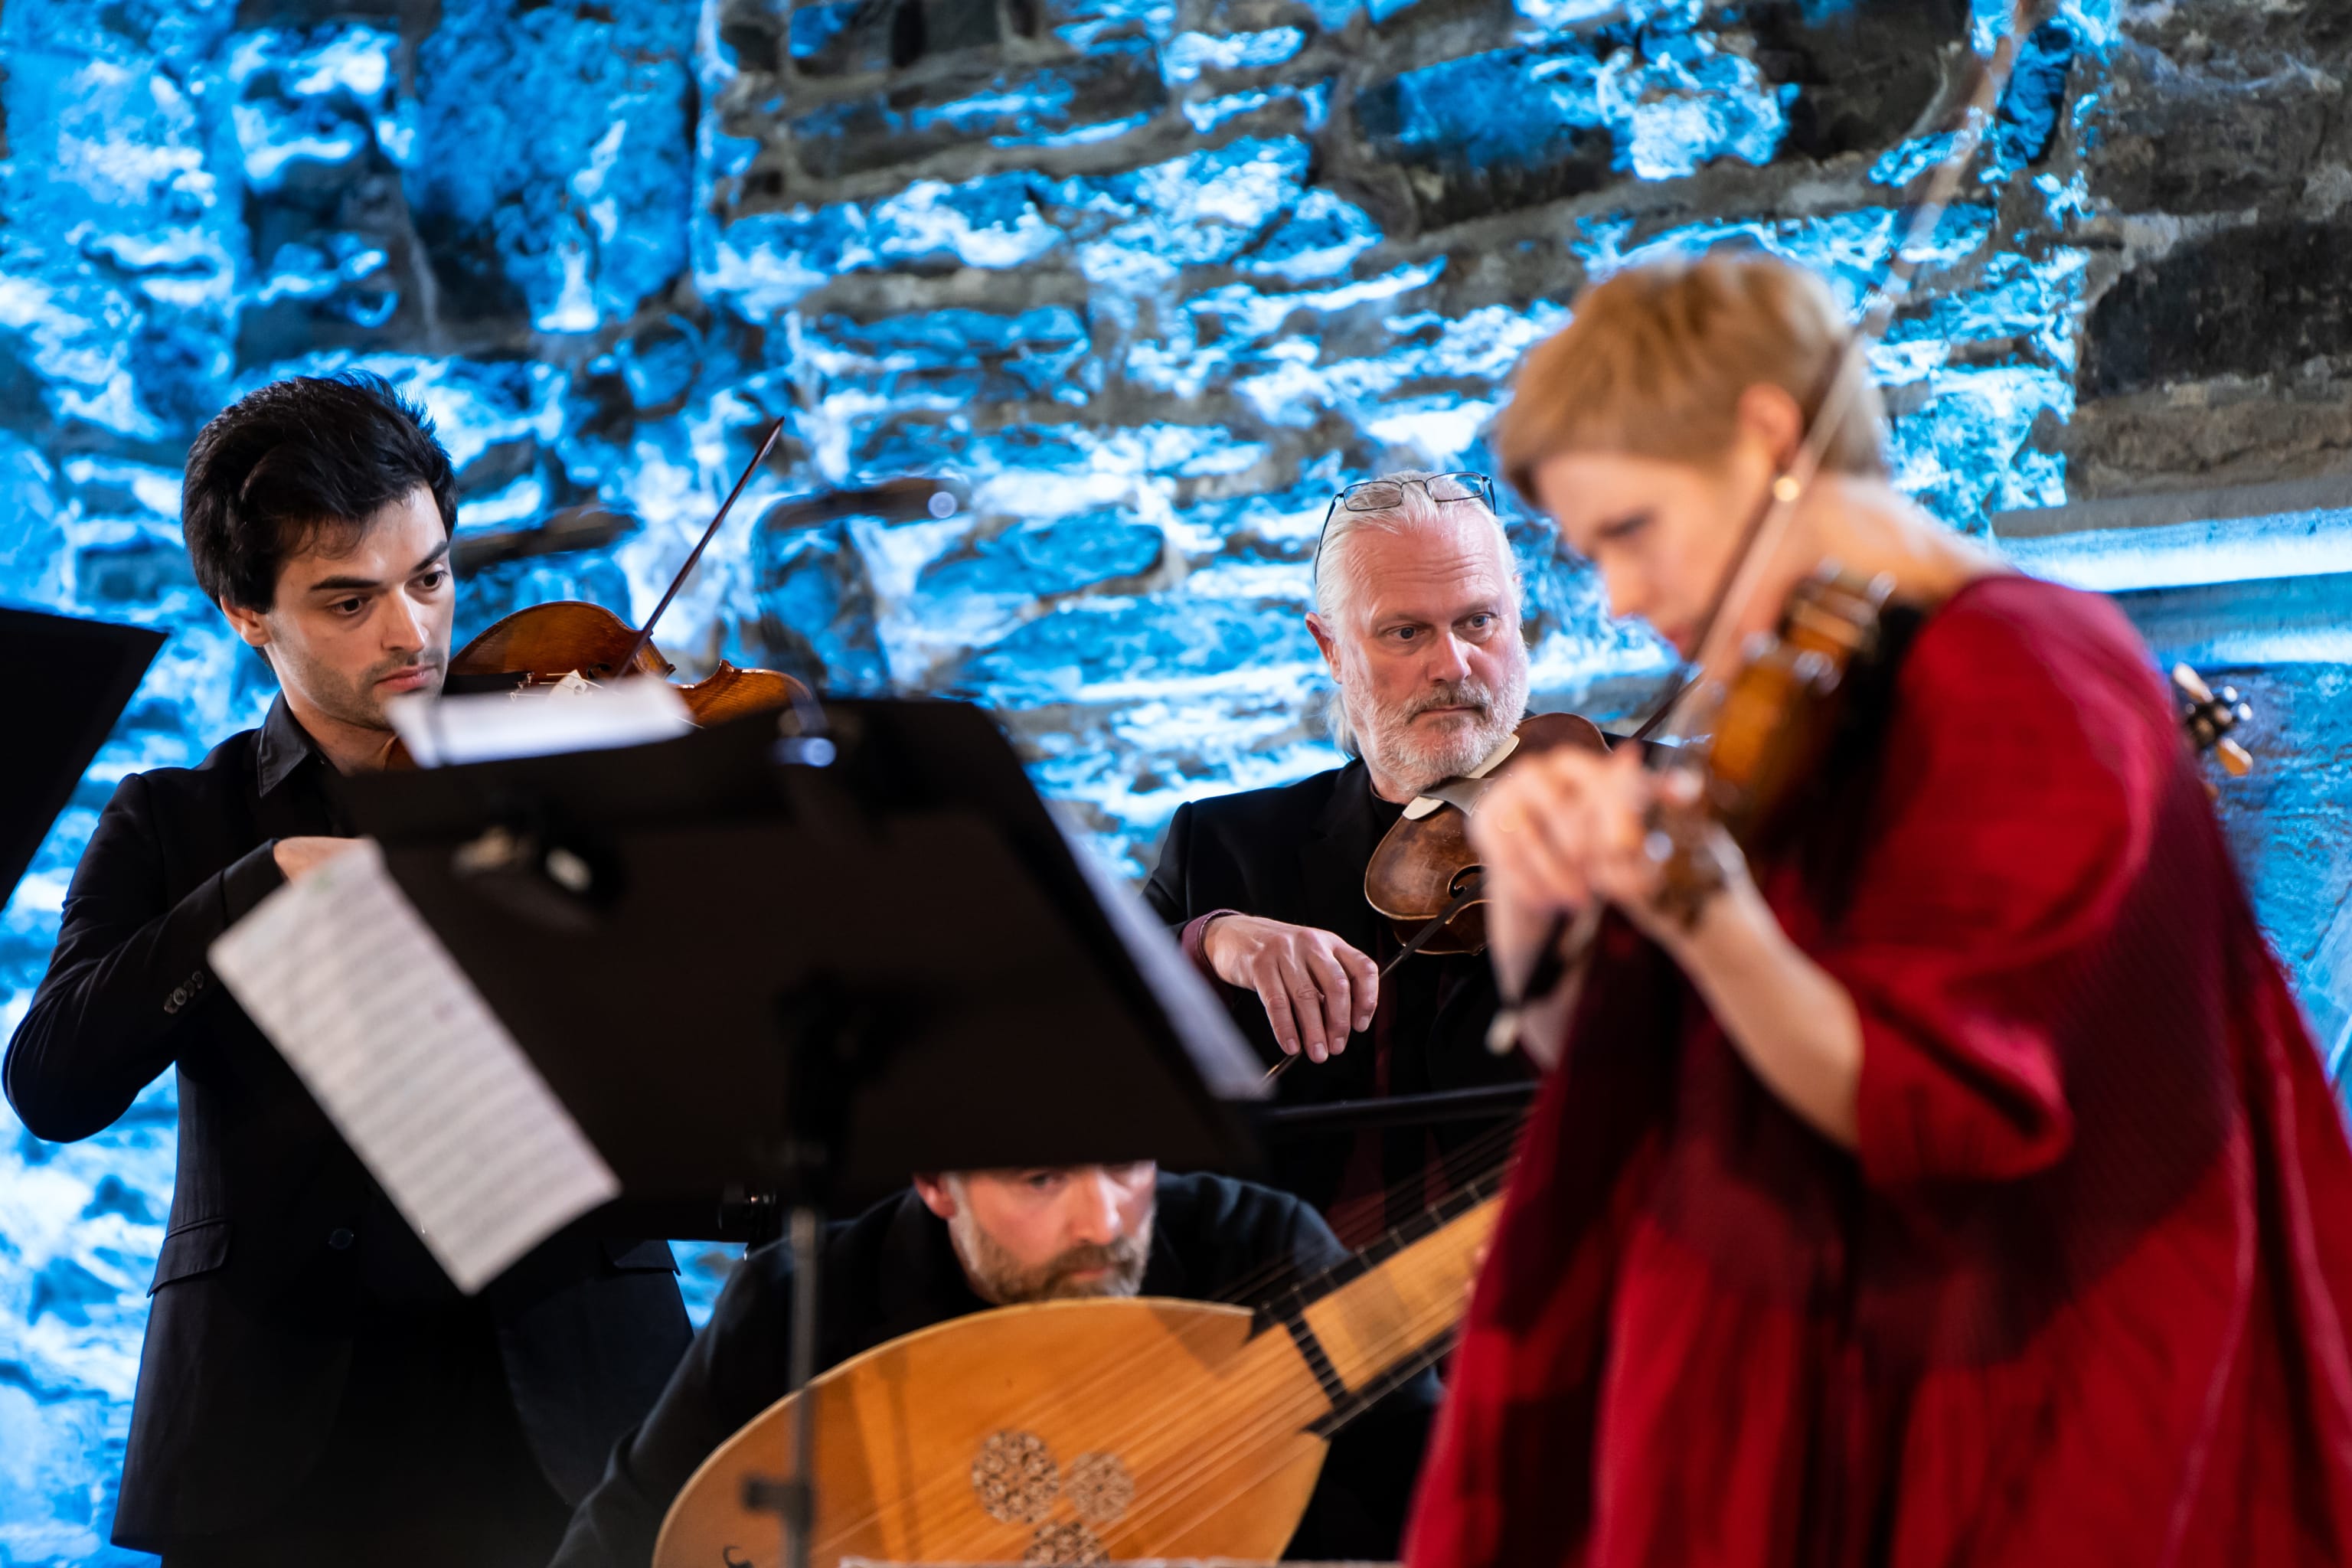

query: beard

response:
[1352,662,1530,798]
[270,638,446,733]
[949,1212,1155,1305]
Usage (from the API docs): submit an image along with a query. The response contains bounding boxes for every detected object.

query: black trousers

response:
[157,1304,572,1568]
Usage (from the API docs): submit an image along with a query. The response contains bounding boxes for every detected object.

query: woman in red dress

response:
[1406,250,2352,1566]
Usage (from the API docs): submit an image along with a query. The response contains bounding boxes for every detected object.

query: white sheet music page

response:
[208,838,619,1293]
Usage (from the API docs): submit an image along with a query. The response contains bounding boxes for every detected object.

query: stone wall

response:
[2069,2,2352,497]
[10,0,2352,1557]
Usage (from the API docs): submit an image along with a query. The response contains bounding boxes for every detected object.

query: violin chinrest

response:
[449,600,673,684]
[1363,710,1609,948]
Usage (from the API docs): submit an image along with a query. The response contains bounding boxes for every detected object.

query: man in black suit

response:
[1145,472,1536,1239]
[551,1163,1436,1566]
[3,374,691,1566]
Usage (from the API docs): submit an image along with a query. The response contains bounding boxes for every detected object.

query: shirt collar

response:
[253,695,325,797]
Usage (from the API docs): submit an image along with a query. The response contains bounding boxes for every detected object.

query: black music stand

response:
[336,697,1263,1568]
[2,606,165,906]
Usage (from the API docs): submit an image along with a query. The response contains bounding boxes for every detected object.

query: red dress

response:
[1406,576,2352,1567]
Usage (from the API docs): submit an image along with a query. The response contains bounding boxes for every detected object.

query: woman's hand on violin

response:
[1472,745,1747,949]
[1200,914,1380,1064]
[1472,745,1863,1149]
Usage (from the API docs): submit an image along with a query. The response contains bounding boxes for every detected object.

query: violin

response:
[388,418,808,764]
[446,599,805,727]
[1643,569,2257,926]
[1643,564,1893,924]
[1362,710,1611,961]
[1354,567,1884,969]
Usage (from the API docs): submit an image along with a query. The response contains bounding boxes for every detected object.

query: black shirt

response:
[1144,762,1530,1230]
[5,695,689,1557]
[551,1171,1437,1566]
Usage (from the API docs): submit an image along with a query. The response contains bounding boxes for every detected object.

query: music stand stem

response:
[782,1200,821,1568]
[748,976,880,1568]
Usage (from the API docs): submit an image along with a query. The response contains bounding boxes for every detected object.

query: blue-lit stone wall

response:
[4,0,2344,1557]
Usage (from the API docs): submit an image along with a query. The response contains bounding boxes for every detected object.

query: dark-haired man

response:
[4,374,691,1566]
[551,1165,1436,1567]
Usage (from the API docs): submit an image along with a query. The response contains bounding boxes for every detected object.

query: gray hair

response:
[1310,469,1521,756]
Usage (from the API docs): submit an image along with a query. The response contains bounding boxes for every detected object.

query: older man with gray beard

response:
[1145,471,1539,1240]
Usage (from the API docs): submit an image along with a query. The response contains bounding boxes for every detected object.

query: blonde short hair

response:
[1495,250,1887,503]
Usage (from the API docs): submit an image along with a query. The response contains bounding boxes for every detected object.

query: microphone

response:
[758,476,965,534]
[450,504,639,574]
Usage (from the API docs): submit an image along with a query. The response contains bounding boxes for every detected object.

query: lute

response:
[653,1185,1501,1567]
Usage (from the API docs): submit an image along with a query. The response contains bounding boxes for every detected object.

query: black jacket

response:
[551,1172,1436,1566]
[3,698,691,1550]
[1143,761,1529,1216]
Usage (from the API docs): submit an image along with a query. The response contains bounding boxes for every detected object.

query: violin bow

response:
[1493,0,2045,1050]
[612,416,788,678]
[1629,3,2043,745]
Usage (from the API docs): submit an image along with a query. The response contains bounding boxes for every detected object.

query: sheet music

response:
[386,676,691,767]
[209,838,619,1293]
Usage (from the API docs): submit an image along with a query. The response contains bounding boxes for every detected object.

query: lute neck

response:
[1254,1178,1504,1435]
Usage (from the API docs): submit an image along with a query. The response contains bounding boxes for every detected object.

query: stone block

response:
[409,0,696,333]
[720,0,791,74]
[749,521,892,692]
[789,0,1002,78]
[1746,0,1969,161]
[2094,41,2335,216]
[918,509,1166,599]
[73,532,200,606]
[1993,18,2082,172]
[2085,217,2352,400]
[1240,187,1381,281]
[2117,0,2352,65]
[1353,43,1616,227]
[786,47,1166,181]
[2063,386,2352,498]
[1034,0,1178,51]
[814,302,1102,404]
[949,594,1318,704]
